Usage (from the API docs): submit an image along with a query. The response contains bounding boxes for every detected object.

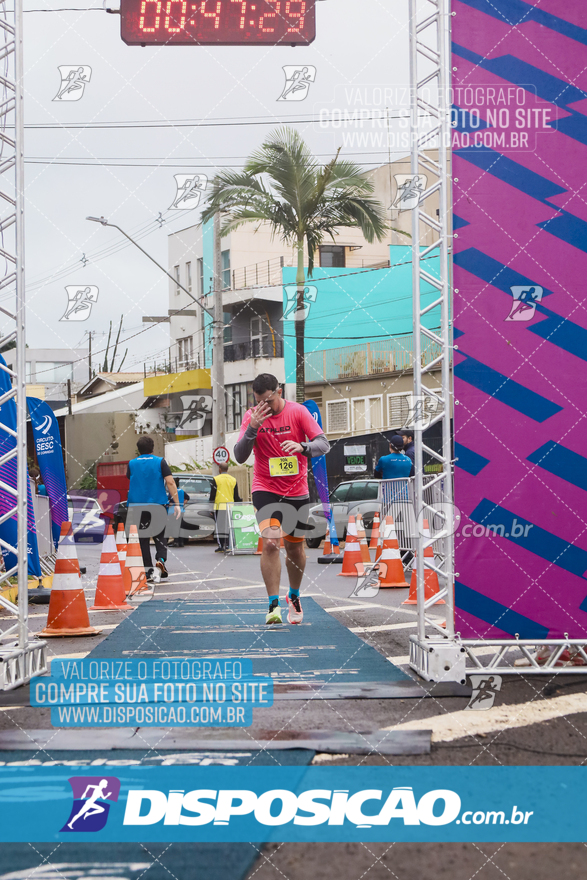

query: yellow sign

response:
[268,456,299,477]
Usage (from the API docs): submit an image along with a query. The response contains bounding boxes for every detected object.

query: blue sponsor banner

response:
[30,658,273,727]
[302,400,339,546]
[0,766,584,842]
[0,354,41,578]
[27,396,68,550]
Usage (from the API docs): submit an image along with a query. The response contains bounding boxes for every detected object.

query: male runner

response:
[234,373,330,625]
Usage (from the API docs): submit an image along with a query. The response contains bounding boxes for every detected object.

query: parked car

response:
[67,495,108,544]
[305,479,381,549]
[112,474,216,541]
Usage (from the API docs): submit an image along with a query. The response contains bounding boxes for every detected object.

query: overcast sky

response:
[19,0,418,372]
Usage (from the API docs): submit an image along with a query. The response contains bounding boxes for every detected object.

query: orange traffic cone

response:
[378,516,409,588]
[323,524,332,555]
[116,523,127,568]
[338,515,364,577]
[39,522,101,637]
[403,519,445,605]
[369,512,381,550]
[355,514,371,564]
[91,525,132,610]
[254,535,263,555]
[125,525,152,601]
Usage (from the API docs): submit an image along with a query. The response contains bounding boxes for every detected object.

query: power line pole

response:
[88,330,93,381]
[211,211,226,474]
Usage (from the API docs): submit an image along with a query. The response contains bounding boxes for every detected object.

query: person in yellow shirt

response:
[209,462,241,552]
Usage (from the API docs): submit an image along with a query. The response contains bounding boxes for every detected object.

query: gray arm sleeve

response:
[307,433,330,457]
[233,424,258,464]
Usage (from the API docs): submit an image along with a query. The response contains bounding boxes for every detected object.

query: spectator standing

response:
[209,462,241,552]
[374,436,412,480]
[400,429,415,477]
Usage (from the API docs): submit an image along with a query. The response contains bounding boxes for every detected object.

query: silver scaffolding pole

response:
[407,0,465,683]
[0,0,47,690]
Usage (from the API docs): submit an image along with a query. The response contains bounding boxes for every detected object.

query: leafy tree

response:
[202,127,389,401]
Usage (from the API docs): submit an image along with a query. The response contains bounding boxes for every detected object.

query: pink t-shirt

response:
[239,400,323,496]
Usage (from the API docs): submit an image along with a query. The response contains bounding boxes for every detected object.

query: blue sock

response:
[288,588,300,599]
[268,594,279,609]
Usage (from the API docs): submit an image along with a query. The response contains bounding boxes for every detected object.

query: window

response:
[173,264,180,296]
[387,392,413,429]
[330,482,351,502]
[186,261,192,294]
[197,257,204,297]
[223,311,232,345]
[35,362,73,384]
[347,481,374,502]
[178,336,194,367]
[225,382,254,432]
[221,249,231,289]
[250,316,269,357]
[351,395,383,432]
[320,245,345,268]
[25,362,32,382]
[177,477,212,496]
[326,399,350,434]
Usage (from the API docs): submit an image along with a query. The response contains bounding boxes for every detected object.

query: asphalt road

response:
[1,538,586,765]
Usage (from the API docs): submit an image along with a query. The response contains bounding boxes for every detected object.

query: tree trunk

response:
[295,239,306,404]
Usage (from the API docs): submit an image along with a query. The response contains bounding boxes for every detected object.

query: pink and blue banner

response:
[452,1,587,638]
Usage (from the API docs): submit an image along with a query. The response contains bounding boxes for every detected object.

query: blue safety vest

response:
[375,453,412,479]
[127,455,168,505]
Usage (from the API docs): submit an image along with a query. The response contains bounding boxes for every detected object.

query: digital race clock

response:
[121,0,316,46]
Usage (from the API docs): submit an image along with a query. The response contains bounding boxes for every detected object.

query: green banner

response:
[228,503,259,553]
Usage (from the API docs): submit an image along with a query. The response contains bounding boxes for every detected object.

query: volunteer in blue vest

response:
[126,436,181,583]
[209,462,241,552]
[167,478,190,548]
[374,435,413,479]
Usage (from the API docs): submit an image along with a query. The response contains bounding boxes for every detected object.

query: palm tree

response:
[201,127,389,402]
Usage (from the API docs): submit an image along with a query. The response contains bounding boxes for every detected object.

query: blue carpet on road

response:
[0,843,262,880]
[0,748,314,766]
[89,598,410,684]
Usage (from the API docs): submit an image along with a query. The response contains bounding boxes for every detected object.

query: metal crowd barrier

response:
[379,475,447,568]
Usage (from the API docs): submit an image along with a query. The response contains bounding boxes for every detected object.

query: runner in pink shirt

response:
[234,373,330,625]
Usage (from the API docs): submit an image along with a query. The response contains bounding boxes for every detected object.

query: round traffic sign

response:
[213,446,230,466]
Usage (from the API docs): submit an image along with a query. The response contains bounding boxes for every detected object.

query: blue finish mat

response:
[88,598,410,685]
[0,843,262,880]
[0,748,314,767]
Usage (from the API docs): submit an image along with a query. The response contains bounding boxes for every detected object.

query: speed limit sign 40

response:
[213,446,230,466]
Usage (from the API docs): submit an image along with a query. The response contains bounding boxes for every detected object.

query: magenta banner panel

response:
[451,0,587,639]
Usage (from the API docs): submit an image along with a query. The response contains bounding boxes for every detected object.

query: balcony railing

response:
[223,338,284,362]
[230,257,293,290]
[305,333,443,383]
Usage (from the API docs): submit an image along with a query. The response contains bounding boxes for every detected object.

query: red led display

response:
[121,0,315,46]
